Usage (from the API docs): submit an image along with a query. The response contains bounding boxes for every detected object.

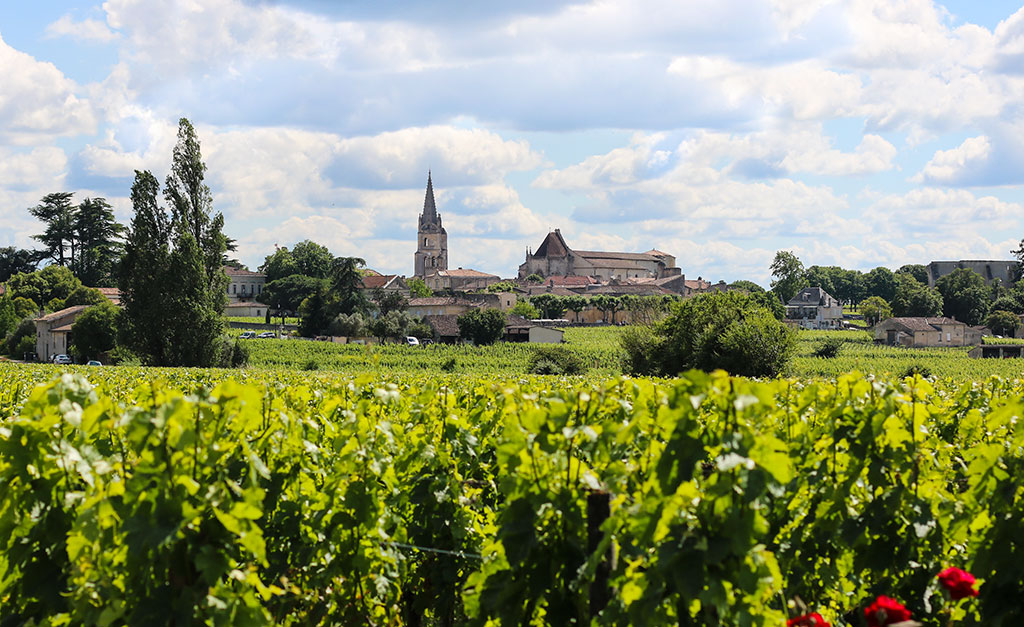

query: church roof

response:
[575,250,659,262]
[533,230,571,258]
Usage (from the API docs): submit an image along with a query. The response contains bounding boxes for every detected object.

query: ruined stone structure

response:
[414,172,448,278]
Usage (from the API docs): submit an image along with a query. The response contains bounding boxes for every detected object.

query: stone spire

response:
[422,170,438,223]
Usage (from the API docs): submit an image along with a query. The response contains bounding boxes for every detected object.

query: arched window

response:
[424,238,429,247]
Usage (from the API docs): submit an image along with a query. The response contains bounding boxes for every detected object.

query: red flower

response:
[787,612,830,627]
[937,567,978,600]
[864,595,912,627]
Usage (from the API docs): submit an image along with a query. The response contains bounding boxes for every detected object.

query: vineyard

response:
[1,362,1021,625]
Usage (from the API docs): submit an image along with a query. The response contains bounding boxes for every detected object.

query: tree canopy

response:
[935,268,991,326]
[457,308,507,345]
[770,251,807,304]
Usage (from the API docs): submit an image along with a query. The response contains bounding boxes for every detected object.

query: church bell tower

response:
[414,171,448,278]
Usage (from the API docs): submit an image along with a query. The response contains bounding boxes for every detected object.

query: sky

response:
[3,0,1024,286]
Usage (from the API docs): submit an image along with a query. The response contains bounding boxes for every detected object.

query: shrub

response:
[622,291,796,377]
[812,336,844,359]
[303,359,319,371]
[457,308,506,345]
[440,357,457,373]
[3,319,36,358]
[108,346,141,366]
[528,345,586,375]
[901,364,932,379]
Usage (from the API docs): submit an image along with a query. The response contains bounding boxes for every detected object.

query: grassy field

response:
[226,324,1024,381]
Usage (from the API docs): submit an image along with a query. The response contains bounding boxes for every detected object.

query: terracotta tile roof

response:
[435,268,499,278]
[885,317,962,332]
[360,274,401,289]
[643,249,672,257]
[424,314,461,338]
[546,275,599,287]
[362,269,383,277]
[50,324,74,333]
[408,297,476,307]
[35,305,89,323]
[684,279,712,290]
[586,284,675,296]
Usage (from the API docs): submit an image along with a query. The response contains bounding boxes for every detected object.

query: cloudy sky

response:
[3,1,1024,285]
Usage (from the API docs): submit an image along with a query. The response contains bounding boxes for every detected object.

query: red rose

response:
[864,595,912,627]
[787,612,830,627]
[937,567,978,600]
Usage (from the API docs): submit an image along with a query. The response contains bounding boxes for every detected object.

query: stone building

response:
[926,260,1019,287]
[225,267,266,301]
[785,287,843,330]
[518,229,679,281]
[874,317,979,347]
[414,172,448,278]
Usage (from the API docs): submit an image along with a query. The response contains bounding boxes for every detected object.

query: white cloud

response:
[46,14,119,43]
[0,35,96,142]
[0,147,68,188]
[913,136,992,185]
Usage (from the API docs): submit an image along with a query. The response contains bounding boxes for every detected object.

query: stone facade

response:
[926,260,1019,287]
[225,267,266,301]
[35,305,90,361]
[785,287,843,330]
[874,317,978,347]
[414,172,448,278]
[518,229,679,281]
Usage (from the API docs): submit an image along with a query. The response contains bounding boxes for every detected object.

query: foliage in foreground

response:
[0,366,1022,624]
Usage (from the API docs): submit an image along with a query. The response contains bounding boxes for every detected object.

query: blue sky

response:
[2,1,1024,285]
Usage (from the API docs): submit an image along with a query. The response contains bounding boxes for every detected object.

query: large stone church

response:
[413,172,448,278]
[518,229,680,281]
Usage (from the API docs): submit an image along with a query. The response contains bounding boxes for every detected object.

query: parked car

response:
[52,354,72,364]
[257,331,276,339]
[404,336,420,346]
[239,331,257,339]
[86,360,102,366]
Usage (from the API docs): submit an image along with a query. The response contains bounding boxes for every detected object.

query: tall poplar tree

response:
[119,118,231,366]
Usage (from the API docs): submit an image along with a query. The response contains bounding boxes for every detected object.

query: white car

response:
[239,331,257,339]
[52,354,72,364]
[257,331,276,339]
[404,336,420,346]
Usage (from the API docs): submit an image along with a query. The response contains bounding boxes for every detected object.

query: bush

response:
[440,357,457,373]
[303,358,319,371]
[622,291,796,378]
[900,364,932,379]
[108,346,141,366]
[528,345,586,375]
[812,336,844,359]
[457,308,506,345]
[620,325,660,375]
[3,318,36,358]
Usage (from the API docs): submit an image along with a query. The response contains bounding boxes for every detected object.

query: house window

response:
[946,332,951,342]
[232,284,237,294]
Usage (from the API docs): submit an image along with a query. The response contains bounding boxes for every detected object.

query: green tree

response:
[509,299,540,319]
[896,264,929,285]
[328,312,366,337]
[64,286,107,307]
[119,119,230,366]
[524,273,543,284]
[29,192,77,267]
[728,279,766,293]
[859,295,892,326]
[563,294,588,323]
[163,117,229,299]
[0,290,17,340]
[804,266,840,297]
[5,265,82,310]
[770,250,807,304]
[486,281,517,293]
[368,310,413,342]
[298,283,333,337]
[621,291,796,377]
[864,267,898,303]
[291,240,334,279]
[407,277,432,298]
[258,274,324,323]
[986,309,1021,337]
[457,308,507,345]
[832,268,865,307]
[0,247,42,282]
[12,297,38,319]
[70,301,119,360]
[935,268,991,325]
[72,197,124,286]
[530,293,567,319]
[371,288,408,316]
[891,274,944,318]
[592,295,623,323]
[330,257,369,317]
[118,170,171,363]
[259,247,298,283]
